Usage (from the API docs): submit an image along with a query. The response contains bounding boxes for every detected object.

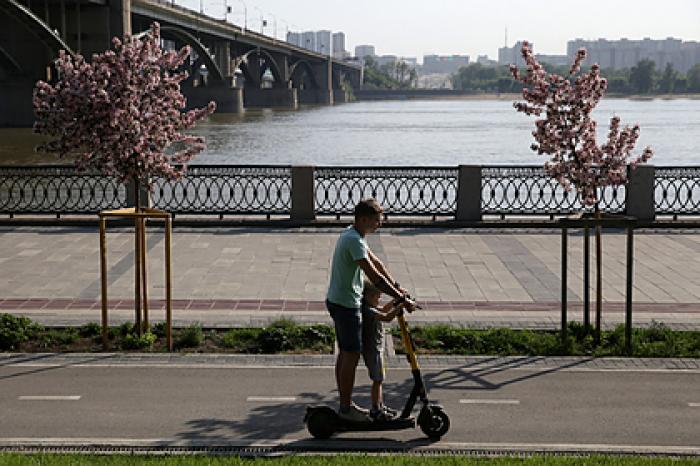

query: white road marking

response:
[689,402,700,407]
[459,399,520,405]
[18,396,81,401]
[246,396,297,402]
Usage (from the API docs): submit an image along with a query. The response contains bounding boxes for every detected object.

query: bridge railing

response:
[0,164,698,221]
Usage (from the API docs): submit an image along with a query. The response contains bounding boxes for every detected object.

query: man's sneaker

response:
[338,404,370,423]
[351,402,370,415]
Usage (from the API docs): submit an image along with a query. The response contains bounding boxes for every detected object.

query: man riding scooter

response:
[325,198,416,423]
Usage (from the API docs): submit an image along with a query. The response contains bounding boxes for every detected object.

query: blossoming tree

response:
[510,41,653,209]
[32,22,216,346]
[33,22,216,206]
[510,41,653,339]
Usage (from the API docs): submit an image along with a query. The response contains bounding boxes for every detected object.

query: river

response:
[1,97,699,166]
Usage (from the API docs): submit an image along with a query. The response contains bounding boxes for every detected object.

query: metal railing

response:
[654,167,700,216]
[0,165,127,214]
[314,167,457,216]
[151,165,292,215]
[482,166,626,216]
[1,164,699,220]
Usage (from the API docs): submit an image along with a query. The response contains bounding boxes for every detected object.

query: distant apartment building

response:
[375,55,398,67]
[476,55,498,66]
[498,41,532,67]
[300,31,316,52]
[316,30,331,55]
[567,37,700,73]
[286,32,301,47]
[534,54,570,67]
[332,32,346,56]
[355,45,376,59]
[422,55,470,74]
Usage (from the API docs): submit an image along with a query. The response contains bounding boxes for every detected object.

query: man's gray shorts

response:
[326,299,362,353]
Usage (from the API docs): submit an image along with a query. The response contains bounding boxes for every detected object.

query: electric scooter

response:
[304,304,450,440]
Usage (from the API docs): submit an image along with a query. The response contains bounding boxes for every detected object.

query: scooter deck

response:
[336,416,416,432]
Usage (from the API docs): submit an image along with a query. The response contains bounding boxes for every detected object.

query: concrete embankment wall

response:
[354,89,506,101]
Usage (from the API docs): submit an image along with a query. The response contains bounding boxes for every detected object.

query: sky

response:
[181,0,700,61]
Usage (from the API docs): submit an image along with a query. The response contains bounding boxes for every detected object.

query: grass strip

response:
[392,322,700,358]
[3,313,700,357]
[0,454,699,465]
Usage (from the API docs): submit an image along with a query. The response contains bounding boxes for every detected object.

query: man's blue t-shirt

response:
[326,226,368,309]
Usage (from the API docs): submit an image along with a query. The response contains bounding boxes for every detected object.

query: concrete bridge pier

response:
[244,88,298,109]
[182,81,243,113]
[333,89,349,104]
[298,89,333,105]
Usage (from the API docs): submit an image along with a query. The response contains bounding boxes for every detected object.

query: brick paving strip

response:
[4,298,700,330]
[4,298,700,313]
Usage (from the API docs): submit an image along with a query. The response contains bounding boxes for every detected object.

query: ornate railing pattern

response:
[314,167,458,216]
[151,165,292,214]
[654,167,700,215]
[1,164,699,218]
[0,166,127,214]
[482,166,626,215]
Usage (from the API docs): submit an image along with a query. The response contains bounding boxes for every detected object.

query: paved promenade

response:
[1,226,699,329]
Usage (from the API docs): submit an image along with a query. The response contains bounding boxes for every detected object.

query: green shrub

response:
[221,328,261,351]
[151,322,167,338]
[121,331,157,350]
[40,328,79,347]
[258,326,291,353]
[175,323,204,349]
[79,322,101,338]
[0,314,44,350]
[119,322,134,337]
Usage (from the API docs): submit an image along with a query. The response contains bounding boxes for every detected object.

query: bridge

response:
[0,0,363,127]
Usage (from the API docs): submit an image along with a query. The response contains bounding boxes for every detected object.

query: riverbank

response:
[354,90,700,101]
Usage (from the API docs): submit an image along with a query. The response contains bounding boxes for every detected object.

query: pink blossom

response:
[33,22,216,188]
[511,43,653,206]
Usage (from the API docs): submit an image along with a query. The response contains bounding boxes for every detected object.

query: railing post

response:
[625,164,655,221]
[291,165,315,222]
[456,165,482,221]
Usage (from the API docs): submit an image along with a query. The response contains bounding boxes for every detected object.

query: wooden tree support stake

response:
[99,207,173,352]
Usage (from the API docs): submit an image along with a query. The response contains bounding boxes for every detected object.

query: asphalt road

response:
[1,359,699,453]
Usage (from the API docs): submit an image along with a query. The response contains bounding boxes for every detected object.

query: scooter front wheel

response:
[305,406,338,439]
[418,406,450,439]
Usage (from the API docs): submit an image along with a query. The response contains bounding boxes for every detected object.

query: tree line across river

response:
[362,57,700,95]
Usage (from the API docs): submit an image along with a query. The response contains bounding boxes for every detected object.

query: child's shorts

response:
[363,344,385,382]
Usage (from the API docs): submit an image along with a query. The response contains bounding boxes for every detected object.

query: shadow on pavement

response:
[423,356,595,391]
[169,380,439,445]
[0,353,119,381]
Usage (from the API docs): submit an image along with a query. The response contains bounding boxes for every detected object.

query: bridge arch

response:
[151,25,225,82]
[0,0,74,65]
[235,48,284,86]
[0,44,23,76]
[289,60,319,90]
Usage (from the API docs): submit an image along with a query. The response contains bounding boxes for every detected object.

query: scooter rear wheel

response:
[306,407,338,439]
[418,406,450,439]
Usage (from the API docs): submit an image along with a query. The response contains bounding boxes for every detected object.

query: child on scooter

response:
[361,280,402,421]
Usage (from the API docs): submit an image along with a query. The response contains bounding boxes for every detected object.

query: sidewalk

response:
[1,226,700,330]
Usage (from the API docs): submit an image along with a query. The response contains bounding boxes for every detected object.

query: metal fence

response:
[1,164,699,219]
[654,167,700,216]
[151,165,292,215]
[481,166,626,216]
[314,167,457,216]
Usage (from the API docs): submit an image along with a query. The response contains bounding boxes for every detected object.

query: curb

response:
[2,353,699,371]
